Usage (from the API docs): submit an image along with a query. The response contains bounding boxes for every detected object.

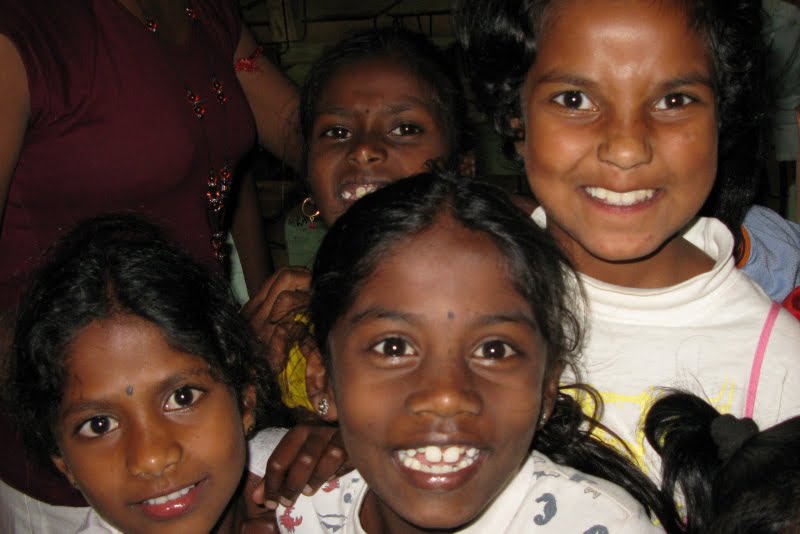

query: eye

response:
[552,91,595,111]
[472,340,518,359]
[164,386,204,411]
[321,126,351,140]
[654,93,695,110]
[77,415,119,438]
[371,336,416,357]
[389,123,422,136]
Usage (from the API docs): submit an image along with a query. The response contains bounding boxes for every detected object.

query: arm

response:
[235,25,302,171]
[0,33,29,234]
[231,172,271,295]
[0,34,30,371]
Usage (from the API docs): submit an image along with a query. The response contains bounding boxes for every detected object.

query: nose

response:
[126,419,182,478]
[597,111,653,169]
[405,356,483,418]
[346,132,387,166]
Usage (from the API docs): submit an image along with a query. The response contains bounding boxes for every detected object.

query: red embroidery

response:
[322,478,340,492]
[235,46,263,72]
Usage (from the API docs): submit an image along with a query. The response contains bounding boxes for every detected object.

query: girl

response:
[645,391,800,533]
[456,0,800,480]
[8,213,281,533]
[251,172,678,533]
[241,29,477,513]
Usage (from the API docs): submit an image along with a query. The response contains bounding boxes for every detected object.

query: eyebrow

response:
[59,365,212,420]
[533,71,714,91]
[317,96,435,118]
[347,306,538,330]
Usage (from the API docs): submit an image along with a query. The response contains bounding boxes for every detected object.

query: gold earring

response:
[301,197,320,229]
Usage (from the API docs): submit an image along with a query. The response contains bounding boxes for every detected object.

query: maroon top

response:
[0,0,256,504]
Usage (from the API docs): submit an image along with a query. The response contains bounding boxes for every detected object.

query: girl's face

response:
[327,215,557,532]
[52,315,253,534]
[308,57,449,226]
[517,0,718,286]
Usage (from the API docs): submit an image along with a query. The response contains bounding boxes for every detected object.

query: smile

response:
[583,186,656,206]
[142,483,196,506]
[395,445,481,474]
[340,182,381,201]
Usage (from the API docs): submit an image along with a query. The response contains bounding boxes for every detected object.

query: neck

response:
[566,235,716,288]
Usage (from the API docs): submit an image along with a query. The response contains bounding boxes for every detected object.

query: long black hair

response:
[9,213,281,463]
[308,170,681,531]
[455,0,768,231]
[645,390,800,533]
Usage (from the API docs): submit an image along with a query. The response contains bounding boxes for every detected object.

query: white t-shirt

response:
[248,429,662,534]
[531,209,800,480]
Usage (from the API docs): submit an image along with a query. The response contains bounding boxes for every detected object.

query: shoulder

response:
[508,452,662,532]
[193,0,242,51]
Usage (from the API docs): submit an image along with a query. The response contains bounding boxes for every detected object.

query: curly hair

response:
[8,213,281,463]
[299,27,472,177]
[456,0,768,231]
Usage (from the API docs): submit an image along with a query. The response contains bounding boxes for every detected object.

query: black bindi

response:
[447,311,455,320]
[125,385,134,396]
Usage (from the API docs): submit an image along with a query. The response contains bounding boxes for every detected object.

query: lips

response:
[136,480,204,520]
[583,186,657,207]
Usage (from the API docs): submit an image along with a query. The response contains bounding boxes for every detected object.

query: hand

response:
[250,424,349,511]
[242,267,312,373]
[239,473,279,534]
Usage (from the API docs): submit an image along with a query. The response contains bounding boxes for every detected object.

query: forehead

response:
[63,316,207,396]
[534,0,711,78]
[349,216,531,318]
[316,57,437,111]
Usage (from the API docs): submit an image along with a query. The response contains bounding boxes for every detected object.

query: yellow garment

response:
[277,313,315,411]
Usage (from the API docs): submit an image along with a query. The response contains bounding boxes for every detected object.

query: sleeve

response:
[247,427,289,478]
[196,0,242,56]
[740,205,800,301]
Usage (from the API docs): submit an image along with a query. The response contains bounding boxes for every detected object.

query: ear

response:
[51,455,77,489]
[305,346,337,422]
[509,117,525,158]
[540,361,566,424]
[240,384,257,436]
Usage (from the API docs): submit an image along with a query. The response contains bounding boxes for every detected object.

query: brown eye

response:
[372,337,415,357]
[654,93,695,110]
[77,415,119,438]
[473,340,516,359]
[553,91,594,110]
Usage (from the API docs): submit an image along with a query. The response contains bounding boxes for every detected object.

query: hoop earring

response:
[301,197,320,229]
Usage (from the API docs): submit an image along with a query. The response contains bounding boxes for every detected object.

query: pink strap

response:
[745,302,781,418]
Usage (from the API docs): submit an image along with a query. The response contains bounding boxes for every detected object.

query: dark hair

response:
[8,213,280,462]
[645,390,800,533]
[455,0,768,231]
[309,171,681,531]
[299,27,472,176]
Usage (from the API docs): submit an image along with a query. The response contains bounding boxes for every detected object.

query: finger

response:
[279,426,341,505]
[303,439,347,495]
[262,426,313,510]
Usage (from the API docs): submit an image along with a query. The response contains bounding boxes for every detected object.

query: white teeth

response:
[144,484,195,505]
[584,186,655,206]
[396,445,481,474]
[341,184,379,201]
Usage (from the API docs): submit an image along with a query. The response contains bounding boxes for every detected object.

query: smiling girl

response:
[249,172,679,533]
[457,0,800,481]
[8,214,280,533]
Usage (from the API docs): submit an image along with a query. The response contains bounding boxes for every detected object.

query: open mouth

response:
[583,186,656,207]
[339,182,382,201]
[142,484,196,506]
[395,445,482,475]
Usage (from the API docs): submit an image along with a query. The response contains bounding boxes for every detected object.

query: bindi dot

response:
[447,311,455,320]
[125,386,134,396]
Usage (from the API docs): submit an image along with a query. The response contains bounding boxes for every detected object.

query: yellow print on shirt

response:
[567,382,737,476]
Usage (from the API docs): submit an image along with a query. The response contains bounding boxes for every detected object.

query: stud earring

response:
[538,412,548,429]
[317,398,329,416]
